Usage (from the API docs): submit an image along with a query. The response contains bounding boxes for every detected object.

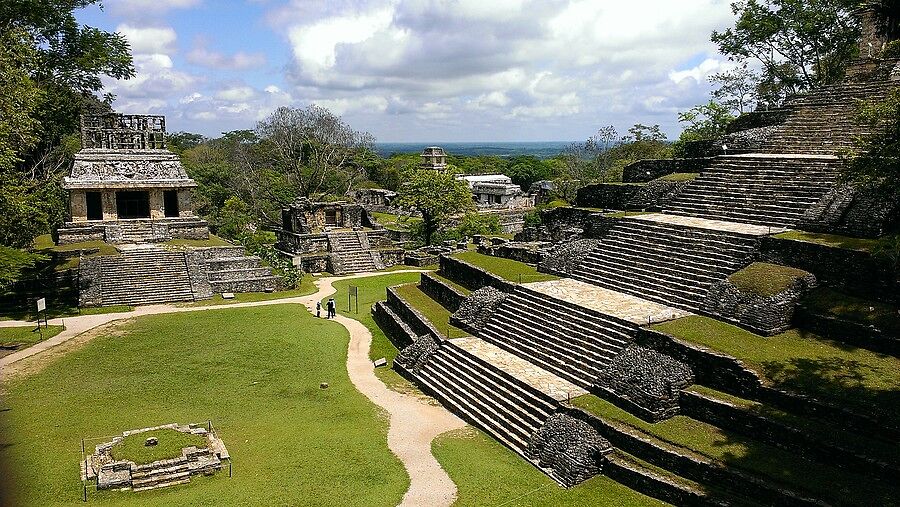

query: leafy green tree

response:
[844,88,900,193]
[449,213,501,239]
[505,155,555,190]
[710,64,760,114]
[673,101,736,157]
[0,246,46,291]
[712,0,860,102]
[395,169,474,245]
[0,28,42,173]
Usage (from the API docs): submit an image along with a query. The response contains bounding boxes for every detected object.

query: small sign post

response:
[36,297,47,338]
[349,286,359,314]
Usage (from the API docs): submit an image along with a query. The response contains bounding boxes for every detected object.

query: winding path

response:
[1,271,465,507]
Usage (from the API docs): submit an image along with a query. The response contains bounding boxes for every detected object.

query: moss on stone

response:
[727,262,810,297]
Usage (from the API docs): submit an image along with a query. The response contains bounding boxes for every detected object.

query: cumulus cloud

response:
[186,46,267,70]
[106,0,201,19]
[117,24,177,54]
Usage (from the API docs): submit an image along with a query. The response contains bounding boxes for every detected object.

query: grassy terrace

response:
[686,385,899,464]
[652,316,900,421]
[773,230,881,251]
[326,272,424,390]
[0,326,65,357]
[433,427,665,506]
[110,429,207,465]
[430,272,471,295]
[451,250,558,283]
[371,211,420,232]
[0,305,408,506]
[803,287,900,335]
[572,394,897,505]
[727,262,810,296]
[393,283,467,339]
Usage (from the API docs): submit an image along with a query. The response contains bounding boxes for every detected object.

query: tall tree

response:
[395,169,474,245]
[709,64,760,114]
[711,0,860,103]
[253,105,375,201]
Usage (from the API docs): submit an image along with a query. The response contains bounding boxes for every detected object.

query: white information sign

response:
[36,298,46,312]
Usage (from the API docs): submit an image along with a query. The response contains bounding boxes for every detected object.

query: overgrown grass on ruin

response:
[393,283,467,339]
[432,427,664,506]
[658,172,699,181]
[327,271,425,391]
[451,251,558,283]
[571,394,897,505]
[727,262,810,296]
[429,272,471,295]
[774,230,880,251]
[110,429,207,465]
[0,305,408,506]
[802,287,900,334]
[651,315,900,420]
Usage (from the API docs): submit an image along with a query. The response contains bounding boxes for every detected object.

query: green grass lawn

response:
[180,276,318,307]
[773,230,880,251]
[727,262,810,296]
[371,212,421,232]
[652,316,900,420]
[393,283,467,339]
[0,305,408,506]
[110,429,208,465]
[432,427,665,506]
[0,304,134,322]
[451,251,558,284]
[326,272,425,391]
[572,395,897,506]
[802,287,900,335]
[0,325,65,355]
[33,234,120,256]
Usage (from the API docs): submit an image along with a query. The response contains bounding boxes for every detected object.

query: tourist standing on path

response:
[327,298,336,318]
[316,301,321,318]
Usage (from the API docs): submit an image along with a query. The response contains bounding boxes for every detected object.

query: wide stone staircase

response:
[662,155,840,228]
[327,231,380,273]
[196,246,280,294]
[757,81,898,155]
[98,250,194,305]
[570,218,758,312]
[479,285,634,387]
[415,340,560,468]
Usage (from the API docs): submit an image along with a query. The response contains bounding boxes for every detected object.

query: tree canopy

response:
[712,0,860,104]
[394,169,474,245]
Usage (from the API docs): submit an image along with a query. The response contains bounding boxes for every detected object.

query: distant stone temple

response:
[58,113,208,244]
[420,146,448,171]
[458,174,535,209]
[276,198,404,274]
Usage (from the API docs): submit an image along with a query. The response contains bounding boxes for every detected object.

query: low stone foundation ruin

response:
[81,423,229,493]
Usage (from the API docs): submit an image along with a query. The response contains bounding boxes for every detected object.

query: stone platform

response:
[523,278,692,325]
[450,337,586,401]
[626,213,787,236]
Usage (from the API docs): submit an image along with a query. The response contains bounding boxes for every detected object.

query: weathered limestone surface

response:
[527,413,612,487]
[702,268,817,335]
[450,286,507,334]
[395,334,440,373]
[596,345,694,421]
[539,239,601,275]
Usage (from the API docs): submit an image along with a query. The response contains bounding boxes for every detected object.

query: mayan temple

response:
[374,4,900,504]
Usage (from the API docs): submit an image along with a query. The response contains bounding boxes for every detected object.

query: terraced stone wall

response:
[437,255,516,292]
[418,272,467,312]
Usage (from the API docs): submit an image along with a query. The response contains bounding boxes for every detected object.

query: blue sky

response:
[76,0,738,142]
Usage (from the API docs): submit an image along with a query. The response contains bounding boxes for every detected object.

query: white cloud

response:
[216,86,256,102]
[117,24,177,55]
[669,58,736,84]
[186,47,267,70]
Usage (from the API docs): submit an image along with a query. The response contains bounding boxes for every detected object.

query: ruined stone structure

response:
[372,9,900,503]
[420,146,448,171]
[457,174,535,209]
[59,114,209,244]
[81,423,229,492]
[276,198,404,274]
